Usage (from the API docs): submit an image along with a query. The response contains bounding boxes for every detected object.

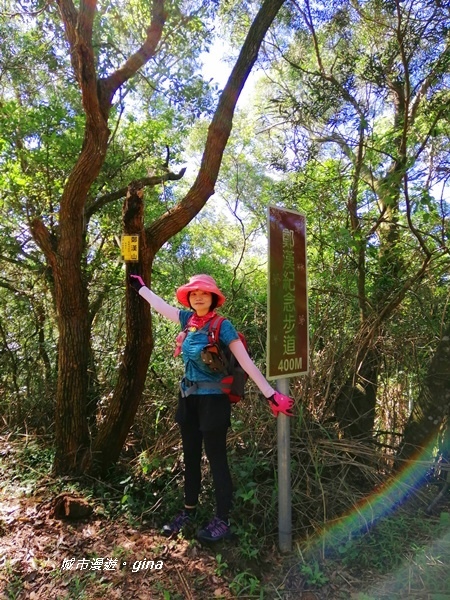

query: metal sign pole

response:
[277,377,292,553]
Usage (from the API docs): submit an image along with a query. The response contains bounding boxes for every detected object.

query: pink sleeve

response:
[229,339,275,398]
[139,287,180,323]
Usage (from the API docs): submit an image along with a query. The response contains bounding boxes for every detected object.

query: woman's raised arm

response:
[129,275,180,323]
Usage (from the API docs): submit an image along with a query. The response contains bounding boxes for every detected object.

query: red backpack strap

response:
[207,315,226,344]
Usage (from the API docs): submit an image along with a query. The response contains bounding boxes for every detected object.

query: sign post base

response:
[277,377,292,553]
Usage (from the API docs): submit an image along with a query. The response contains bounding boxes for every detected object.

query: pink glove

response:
[267,392,294,417]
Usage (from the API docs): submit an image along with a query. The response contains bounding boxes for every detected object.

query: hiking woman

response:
[129,273,294,542]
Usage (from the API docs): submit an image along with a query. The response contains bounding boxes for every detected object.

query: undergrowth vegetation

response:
[2,417,449,599]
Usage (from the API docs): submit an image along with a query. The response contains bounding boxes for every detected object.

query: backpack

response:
[182,315,249,404]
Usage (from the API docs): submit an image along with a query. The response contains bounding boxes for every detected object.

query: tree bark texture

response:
[53,288,91,473]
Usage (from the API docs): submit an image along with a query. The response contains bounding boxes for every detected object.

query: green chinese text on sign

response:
[267,205,309,380]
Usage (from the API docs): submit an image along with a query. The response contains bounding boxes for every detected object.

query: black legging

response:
[180,422,233,520]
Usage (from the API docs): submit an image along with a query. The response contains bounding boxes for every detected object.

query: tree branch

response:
[57,0,99,114]
[146,0,287,253]
[85,168,186,221]
[29,218,58,269]
[98,0,167,112]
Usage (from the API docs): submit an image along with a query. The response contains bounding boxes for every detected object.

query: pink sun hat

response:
[176,274,226,307]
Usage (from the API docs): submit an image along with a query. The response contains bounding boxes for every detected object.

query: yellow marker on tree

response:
[121,235,139,262]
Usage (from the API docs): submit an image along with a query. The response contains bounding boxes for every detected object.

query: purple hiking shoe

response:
[197,516,232,542]
[162,509,194,537]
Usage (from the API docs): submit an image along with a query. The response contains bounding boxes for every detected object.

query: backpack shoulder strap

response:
[208,315,226,343]
[184,313,195,332]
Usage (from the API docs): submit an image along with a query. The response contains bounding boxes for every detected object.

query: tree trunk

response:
[334,124,378,440]
[333,251,431,440]
[335,345,379,439]
[397,323,450,463]
[88,185,154,471]
[53,260,92,473]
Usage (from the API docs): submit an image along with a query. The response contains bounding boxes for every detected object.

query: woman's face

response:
[189,290,213,316]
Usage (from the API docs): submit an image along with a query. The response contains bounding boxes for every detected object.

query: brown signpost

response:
[267,204,308,553]
[267,205,308,380]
